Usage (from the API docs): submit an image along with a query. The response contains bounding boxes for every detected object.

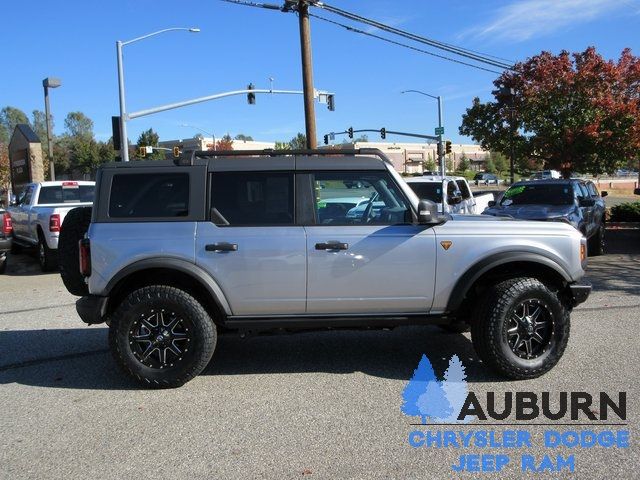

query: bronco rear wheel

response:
[109,285,217,388]
[471,277,569,380]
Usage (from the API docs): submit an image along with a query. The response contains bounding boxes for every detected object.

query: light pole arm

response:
[401,89,438,100]
[121,27,199,46]
[128,89,306,119]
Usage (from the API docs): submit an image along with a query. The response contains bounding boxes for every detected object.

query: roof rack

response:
[175,148,394,166]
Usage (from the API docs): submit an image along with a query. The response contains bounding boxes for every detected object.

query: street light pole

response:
[181,124,216,151]
[42,77,61,180]
[401,90,445,176]
[116,27,200,162]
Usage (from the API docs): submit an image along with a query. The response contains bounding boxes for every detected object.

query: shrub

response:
[609,201,640,222]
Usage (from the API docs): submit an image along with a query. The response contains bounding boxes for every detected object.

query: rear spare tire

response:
[59,207,92,296]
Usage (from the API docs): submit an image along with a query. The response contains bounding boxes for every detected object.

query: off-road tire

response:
[59,207,92,295]
[38,232,58,272]
[108,286,217,388]
[588,222,605,256]
[10,235,22,254]
[471,277,570,380]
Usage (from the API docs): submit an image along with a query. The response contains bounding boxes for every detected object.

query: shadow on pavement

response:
[0,325,504,390]
[585,229,640,296]
[3,252,57,277]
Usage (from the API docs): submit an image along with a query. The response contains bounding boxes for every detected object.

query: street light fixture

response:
[117,27,200,162]
[401,90,444,177]
[42,77,61,180]
[180,123,216,151]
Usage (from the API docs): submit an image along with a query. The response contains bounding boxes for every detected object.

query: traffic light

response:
[173,146,180,158]
[348,127,354,139]
[247,83,255,105]
[111,116,121,151]
[323,135,329,145]
[327,94,335,111]
[380,128,386,139]
[445,140,452,155]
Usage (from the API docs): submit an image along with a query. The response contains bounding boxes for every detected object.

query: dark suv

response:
[483,179,607,255]
[474,172,499,185]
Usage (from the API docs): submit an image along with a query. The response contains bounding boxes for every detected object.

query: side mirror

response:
[448,194,463,205]
[601,191,608,198]
[488,200,496,207]
[579,198,595,207]
[417,199,438,224]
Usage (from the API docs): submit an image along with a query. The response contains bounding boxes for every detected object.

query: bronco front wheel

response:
[471,277,570,379]
[109,286,217,388]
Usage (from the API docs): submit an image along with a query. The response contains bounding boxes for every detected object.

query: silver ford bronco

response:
[59,149,591,387]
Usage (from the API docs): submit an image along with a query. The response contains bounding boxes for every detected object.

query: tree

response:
[0,143,10,204]
[458,154,471,172]
[424,158,436,172]
[32,110,49,144]
[0,106,29,140]
[234,133,253,141]
[445,156,454,173]
[485,158,496,173]
[401,354,439,418]
[70,139,101,175]
[64,112,94,140]
[353,134,369,143]
[136,128,164,160]
[460,47,640,178]
[288,132,307,150]
[416,379,452,424]
[216,134,234,150]
[491,151,508,175]
[441,355,472,423]
[274,141,291,150]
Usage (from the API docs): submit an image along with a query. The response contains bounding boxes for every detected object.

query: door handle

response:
[205,242,238,252]
[315,241,348,251]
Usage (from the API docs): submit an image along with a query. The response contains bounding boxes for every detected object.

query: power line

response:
[218,0,281,10]
[309,12,502,75]
[315,2,514,70]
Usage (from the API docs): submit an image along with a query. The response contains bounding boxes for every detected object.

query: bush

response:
[609,201,640,222]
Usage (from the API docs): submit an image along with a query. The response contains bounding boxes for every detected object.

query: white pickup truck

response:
[405,175,494,214]
[8,181,95,271]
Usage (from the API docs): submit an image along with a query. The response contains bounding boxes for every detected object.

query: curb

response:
[606,222,640,230]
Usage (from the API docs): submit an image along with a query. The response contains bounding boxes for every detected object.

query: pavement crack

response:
[577,303,640,312]
[0,348,110,372]
[0,303,77,316]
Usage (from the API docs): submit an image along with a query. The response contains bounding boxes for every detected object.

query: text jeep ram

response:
[60,149,591,388]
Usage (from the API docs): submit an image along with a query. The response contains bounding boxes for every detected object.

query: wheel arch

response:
[446,252,571,316]
[104,258,232,324]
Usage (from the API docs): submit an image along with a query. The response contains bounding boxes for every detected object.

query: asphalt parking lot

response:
[1,230,638,479]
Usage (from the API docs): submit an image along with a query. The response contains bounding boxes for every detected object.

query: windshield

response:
[38,185,95,204]
[407,182,442,203]
[500,184,573,206]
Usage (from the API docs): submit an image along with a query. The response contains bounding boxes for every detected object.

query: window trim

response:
[207,170,297,228]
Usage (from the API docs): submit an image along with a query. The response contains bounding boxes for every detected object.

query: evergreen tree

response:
[441,355,472,423]
[416,380,452,424]
[401,354,437,418]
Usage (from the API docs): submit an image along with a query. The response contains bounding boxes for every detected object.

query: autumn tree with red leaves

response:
[460,47,640,177]
[214,134,234,151]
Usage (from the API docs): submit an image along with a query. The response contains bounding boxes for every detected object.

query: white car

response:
[405,175,494,214]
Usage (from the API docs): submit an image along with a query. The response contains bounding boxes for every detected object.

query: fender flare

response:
[104,258,232,316]
[446,251,572,313]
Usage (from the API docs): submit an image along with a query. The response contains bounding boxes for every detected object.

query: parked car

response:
[7,181,95,271]
[0,208,12,274]
[473,172,500,185]
[483,179,607,255]
[405,175,494,214]
[62,149,590,387]
[530,170,561,180]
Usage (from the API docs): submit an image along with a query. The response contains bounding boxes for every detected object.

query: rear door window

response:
[210,172,294,226]
[109,173,189,218]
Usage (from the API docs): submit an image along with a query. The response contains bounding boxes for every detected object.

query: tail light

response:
[49,214,61,232]
[2,213,12,236]
[79,238,91,276]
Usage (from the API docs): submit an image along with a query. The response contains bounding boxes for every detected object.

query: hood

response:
[484,204,575,220]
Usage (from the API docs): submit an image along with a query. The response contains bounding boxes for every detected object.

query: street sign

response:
[329,132,335,140]
[435,127,444,135]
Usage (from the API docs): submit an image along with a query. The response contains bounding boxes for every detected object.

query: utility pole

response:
[437,96,444,177]
[298,1,317,149]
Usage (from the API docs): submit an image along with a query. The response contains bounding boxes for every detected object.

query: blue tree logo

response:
[401,354,471,423]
